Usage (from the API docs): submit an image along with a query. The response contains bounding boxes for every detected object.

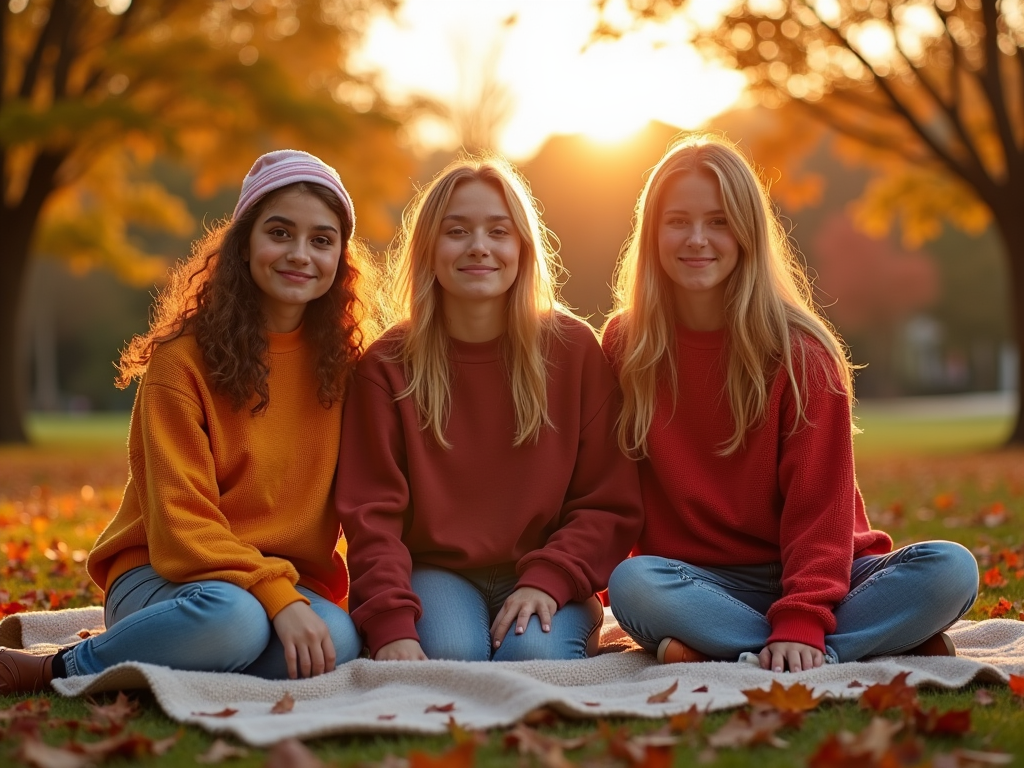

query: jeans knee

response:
[181,583,270,660]
[322,608,362,663]
[495,625,574,661]
[914,541,979,610]
[420,634,490,661]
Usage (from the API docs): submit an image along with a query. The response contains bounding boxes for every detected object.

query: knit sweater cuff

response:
[362,607,420,659]
[250,576,308,620]
[766,609,827,653]
[516,561,577,608]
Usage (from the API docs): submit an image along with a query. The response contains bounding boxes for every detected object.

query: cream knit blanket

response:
[2,607,1022,747]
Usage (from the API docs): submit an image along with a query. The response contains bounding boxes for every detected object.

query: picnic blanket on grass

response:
[2,607,1023,747]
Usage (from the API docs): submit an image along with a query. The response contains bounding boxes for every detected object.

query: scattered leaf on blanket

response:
[15,737,91,768]
[76,629,91,639]
[583,702,600,707]
[377,714,397,721]
[913,706,971,736]
[265,738,328,768]
[974,689,996,706]
[1009,674,1024,698]
[706,709,790,749]
[691,685,708,693]
[270,692,295,714]
[859,671,918,713]
[668,705,704,733]
[743,680,827,713]
[191,708,239,718]
[408,741,475,768]
[424,702,456,714]
[983,567,1008,589]
[85,692,139,726]
[196,738,249,764]
[646,680,678,704]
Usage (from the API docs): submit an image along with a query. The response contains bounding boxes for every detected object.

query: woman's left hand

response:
[758,641,824,673]
[490,587,558,648]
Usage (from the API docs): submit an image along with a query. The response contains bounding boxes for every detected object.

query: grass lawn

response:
[2,410,1023,767]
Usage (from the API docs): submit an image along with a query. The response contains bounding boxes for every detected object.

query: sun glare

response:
[353,0,746,160]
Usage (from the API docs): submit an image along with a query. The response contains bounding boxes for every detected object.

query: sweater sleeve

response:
[765,348,856,651]
[515,332,645,605]
[133,378,306,620]
[335,366,420,658]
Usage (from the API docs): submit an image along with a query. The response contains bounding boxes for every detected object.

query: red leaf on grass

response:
[989,598,1014,618]
[859,671,918,713]
[409,741,475,768]
[706,709,790,749]
[265,738,327,768]
[424,702,456,713]
[85,692,139,726]
[983,567,1008,589]
[646,680,678,704]
[974,689,996,706]
[668,705,704,733]
[191,708,238,718]
[1009,674,1024,697]
[16,737,91,768]
[913,706,971,736]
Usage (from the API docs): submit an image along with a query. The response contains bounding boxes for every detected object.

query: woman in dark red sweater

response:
[602,134,978,672]
[336,156,643,661]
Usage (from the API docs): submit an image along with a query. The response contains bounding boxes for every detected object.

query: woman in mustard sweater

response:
[0,150,372,693]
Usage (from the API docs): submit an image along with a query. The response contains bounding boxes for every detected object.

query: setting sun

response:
[352,0,746,159]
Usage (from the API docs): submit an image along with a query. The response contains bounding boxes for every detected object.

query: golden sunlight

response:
[352,0,745,160]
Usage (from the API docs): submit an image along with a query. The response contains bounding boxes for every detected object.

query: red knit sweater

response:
[602,318,891,652]
[336,315,644,657]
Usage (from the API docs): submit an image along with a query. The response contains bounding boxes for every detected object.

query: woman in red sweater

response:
[336,156,644,661]
[0,150,370,695]
[602,134,978,672]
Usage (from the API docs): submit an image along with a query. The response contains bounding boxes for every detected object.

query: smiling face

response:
[247,187,344,333]
[657,170,740,330]
[433,179,522,326]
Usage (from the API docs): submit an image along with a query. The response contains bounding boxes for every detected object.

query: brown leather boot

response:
[0,648,56,695]
[903,632,956,657]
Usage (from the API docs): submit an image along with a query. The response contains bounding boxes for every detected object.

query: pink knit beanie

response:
[232,149,355,234]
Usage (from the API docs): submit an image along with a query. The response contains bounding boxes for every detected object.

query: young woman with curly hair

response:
[0,150,375,694]
[336,155,643,662]
[603,134,978,671]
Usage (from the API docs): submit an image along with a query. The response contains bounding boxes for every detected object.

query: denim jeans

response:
[64,565,362,678]
[411,563,604,661]
[607,541,978,662]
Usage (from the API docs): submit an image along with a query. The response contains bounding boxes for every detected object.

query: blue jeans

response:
[608,541,978,662]
[411,564,604,661]
[64,565,362,678]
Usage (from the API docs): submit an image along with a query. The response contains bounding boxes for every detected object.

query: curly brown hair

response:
[116,182,379,412]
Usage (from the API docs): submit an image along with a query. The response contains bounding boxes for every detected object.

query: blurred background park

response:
[1,0,1021,451]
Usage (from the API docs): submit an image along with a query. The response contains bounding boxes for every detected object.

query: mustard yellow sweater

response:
[88,328,347,619]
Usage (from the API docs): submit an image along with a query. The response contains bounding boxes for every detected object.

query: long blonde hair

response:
[387,154,567,448]
[605,133,853,457]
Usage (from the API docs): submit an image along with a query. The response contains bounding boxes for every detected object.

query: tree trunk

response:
[0,208,34,444]
[991,207,1024,446]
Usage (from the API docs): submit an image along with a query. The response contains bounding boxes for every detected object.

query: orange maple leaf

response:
[668,705,705,733]
[1009,674,1024,698]
[913,706,971,735]
[742,680,827,713]
[270,692,295,714]
[989,598,1014,618]
[983,567,1008,589]
[933,492,956,510]
[859,671,918,713]
[409,741,475,768]
[998,549,1021,569]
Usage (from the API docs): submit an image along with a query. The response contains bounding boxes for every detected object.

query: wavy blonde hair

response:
[386,154,567,448]
[605,133,853,457]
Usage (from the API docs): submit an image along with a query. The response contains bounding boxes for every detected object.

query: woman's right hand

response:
[375,638,428,661]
